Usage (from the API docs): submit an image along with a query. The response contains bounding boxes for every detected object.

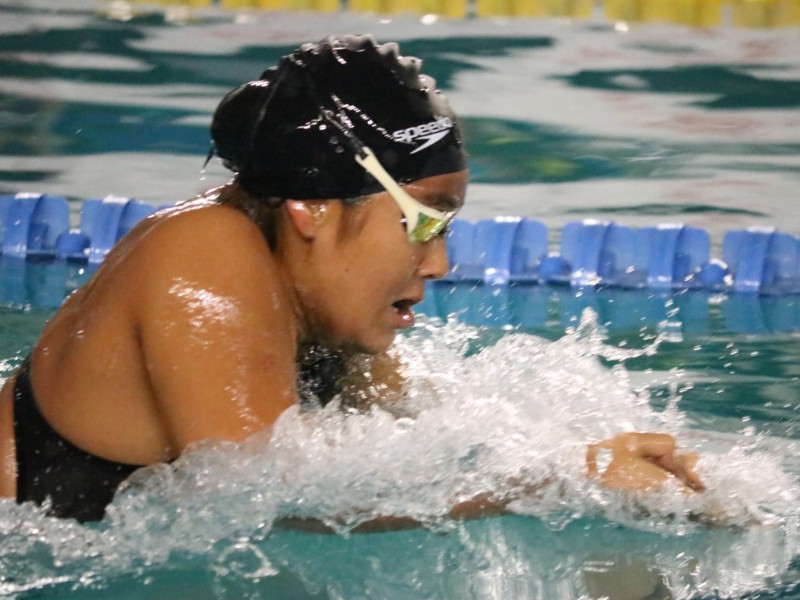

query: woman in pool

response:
[0,35,702,523]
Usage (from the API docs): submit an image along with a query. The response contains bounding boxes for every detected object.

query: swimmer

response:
[0,35,702,523]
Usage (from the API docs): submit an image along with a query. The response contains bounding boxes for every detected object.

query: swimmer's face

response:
[301,169,468,354]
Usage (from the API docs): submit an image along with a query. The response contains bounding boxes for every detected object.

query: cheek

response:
[365,247,417,289]
[335,204,419,298]
[348,230,417,282]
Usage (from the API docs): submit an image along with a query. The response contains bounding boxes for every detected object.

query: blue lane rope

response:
[2,192,800,297]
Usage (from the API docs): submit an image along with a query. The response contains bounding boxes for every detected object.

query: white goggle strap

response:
[355,146,449,236]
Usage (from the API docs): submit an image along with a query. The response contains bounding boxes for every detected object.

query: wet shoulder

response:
[100,201,281,306]
[130,201,274,272]
[146,201,266,247]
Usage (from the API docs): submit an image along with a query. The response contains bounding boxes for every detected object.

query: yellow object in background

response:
[249,0,340,11]
[219,0,255,8]
[552,0,595,18]
[221,0,335,9]
[383,0,423,15]
[307,0,340,10]
[679,0,723,27]
[731,0,800,27]
[131,0,213,5]
[350,0,467,18]
[639,0,676,21]
[115,0,800,25]
[733,0,777,26]
[423,0,469,18]
[475,0,544,17]
[668,0,723,27]
[349,0,399,15]
[349,0,415,16]
[733,0,800,27]
[784,0,800,23]
[604,0,637,20]
[606,0,723,26]
[476,0,592,18]
[252,0,295,10]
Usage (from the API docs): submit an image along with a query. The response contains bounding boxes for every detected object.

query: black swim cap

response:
[211,35,466,200]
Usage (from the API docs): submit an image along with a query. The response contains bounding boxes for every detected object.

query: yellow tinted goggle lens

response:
[406,211,450,244]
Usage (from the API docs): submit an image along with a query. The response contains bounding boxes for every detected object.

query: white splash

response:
[0,312,798,599]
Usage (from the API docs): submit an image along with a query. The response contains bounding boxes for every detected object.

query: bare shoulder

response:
[120,201,279,291]
[139,201,270,259]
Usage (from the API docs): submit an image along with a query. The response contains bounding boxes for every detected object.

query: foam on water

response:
[1,312,798,598]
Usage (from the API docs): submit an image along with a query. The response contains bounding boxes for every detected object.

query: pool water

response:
[2,1,800,598]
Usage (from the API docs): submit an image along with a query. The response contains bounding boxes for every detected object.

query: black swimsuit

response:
[12,347,346,522]
[13,358,139,522]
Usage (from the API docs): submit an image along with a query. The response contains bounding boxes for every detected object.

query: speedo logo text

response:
[392,117,454,154]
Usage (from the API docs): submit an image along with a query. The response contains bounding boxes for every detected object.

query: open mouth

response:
[392,298,416,311]
[392,298,417,327]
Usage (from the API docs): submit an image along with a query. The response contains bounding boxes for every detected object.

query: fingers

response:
[586,445,598,478]
[650,447,705,493]
[585,443,603,478]
[598,455,673,493]
[609,432,679,463]
[675,452,706,493]
[587,433,706,494]
[632,433,676,460]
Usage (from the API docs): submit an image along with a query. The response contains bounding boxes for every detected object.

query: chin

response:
[349,332,396,356]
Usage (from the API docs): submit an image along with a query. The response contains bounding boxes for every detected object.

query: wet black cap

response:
[211,35,466,200]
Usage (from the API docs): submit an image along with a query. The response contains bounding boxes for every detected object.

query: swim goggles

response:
[318,106,456,244]
[354,146,455,244]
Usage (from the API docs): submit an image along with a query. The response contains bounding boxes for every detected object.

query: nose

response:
[416,236,450,280]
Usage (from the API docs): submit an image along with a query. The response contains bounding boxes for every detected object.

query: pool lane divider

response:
[0,194,170,265]
[443,214,800,295]
[2,192,800,297]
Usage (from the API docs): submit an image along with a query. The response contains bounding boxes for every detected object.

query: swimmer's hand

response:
[587,432,705,494]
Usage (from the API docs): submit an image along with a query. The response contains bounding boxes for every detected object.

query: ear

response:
[285,200,328,240]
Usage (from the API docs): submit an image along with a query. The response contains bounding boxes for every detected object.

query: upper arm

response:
[136,207,298,454]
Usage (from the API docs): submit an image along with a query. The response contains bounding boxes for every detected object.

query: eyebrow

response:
[424,193,463,213]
